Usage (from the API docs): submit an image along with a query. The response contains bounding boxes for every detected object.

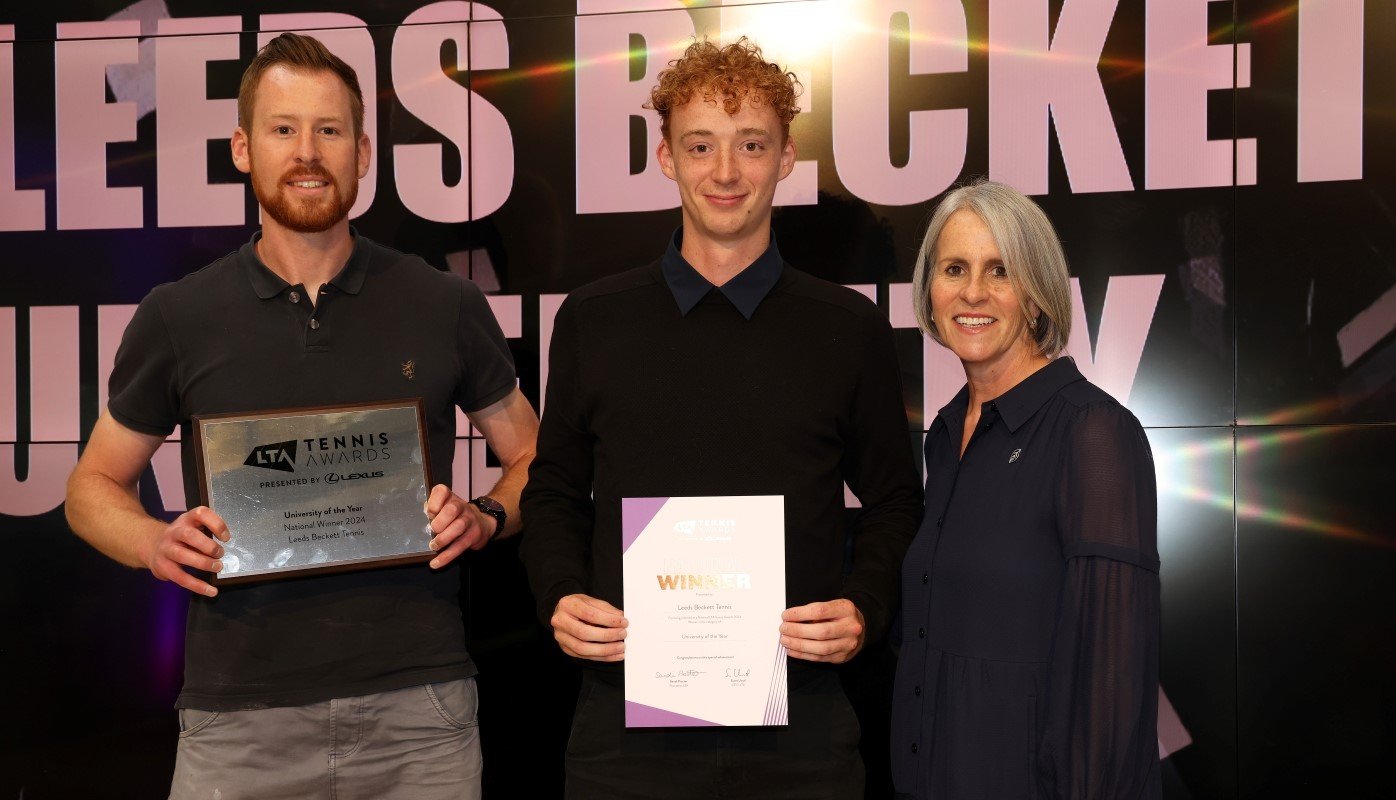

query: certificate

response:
[622,495,787,727]
[192,399,434,584]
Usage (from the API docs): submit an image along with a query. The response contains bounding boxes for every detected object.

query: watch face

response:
[475,496,505,514]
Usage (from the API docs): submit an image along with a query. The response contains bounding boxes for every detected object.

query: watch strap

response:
[469,496,506,541]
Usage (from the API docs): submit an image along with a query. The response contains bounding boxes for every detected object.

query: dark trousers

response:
[565,668,864,800]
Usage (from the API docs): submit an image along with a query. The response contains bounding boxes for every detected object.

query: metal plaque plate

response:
[193,400,433,584]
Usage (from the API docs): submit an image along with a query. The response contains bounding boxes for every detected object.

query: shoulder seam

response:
[567,267,660,306]
[1052,374,1122,408]
[776,269,879,320]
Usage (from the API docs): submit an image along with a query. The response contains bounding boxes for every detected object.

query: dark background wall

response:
[1,1,1392,798]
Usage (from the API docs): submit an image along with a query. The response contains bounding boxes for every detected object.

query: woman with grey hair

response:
[891,180,1161,799]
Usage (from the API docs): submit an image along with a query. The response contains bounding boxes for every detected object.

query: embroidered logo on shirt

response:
[402,360,416,380]
[1009,448,1022,463]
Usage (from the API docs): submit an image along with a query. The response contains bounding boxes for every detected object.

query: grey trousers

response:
[169,678,482,800]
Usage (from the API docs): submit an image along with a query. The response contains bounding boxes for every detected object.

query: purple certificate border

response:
[625,701,720,728]
[621,496,669,554]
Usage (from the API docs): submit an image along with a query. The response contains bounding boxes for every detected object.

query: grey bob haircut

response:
[911,179,1072,358]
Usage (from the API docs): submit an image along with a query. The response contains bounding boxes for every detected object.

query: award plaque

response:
[192,399,434,584]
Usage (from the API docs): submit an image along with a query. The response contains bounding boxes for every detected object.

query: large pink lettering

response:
[989,0,1133,195]
[0,25,43,232]
[1066,275,1164,404]
[1145,0,1256,189]
[574,2,692,214]
[1297,0,1363,182]
[155,18,243,228]
[0,307,80,516]
[55,21,143,230]
[831,0,967,206]
[392,3,513,222]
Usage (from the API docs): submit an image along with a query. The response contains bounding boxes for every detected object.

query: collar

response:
[659,228,783,320]
[935,356,1087,433]
[241,228,370,300]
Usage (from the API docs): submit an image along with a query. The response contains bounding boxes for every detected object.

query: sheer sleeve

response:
[1040,401,1162,799]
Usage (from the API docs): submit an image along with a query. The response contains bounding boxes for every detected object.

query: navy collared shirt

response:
[891,356,1161,798]
[659,228,784,320]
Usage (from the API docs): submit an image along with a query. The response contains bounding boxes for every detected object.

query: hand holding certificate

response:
[780,599,867,663]
[622,495,787,728]
[552,594,628,662]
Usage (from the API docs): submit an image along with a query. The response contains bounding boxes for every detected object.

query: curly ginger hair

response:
[646,37,802,141]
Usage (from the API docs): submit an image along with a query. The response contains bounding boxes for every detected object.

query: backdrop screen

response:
[1,2,1392,798]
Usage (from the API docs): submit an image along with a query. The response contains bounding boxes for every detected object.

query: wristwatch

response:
[469,496,506,541]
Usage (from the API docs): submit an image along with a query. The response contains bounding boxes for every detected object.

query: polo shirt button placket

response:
[307,287,327,337]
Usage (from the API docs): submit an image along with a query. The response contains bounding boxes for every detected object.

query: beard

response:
[251,159,359,234]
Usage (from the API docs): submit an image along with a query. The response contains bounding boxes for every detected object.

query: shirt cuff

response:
[842,588,890,645]
[107,405,175,438]
[540,578,589,629]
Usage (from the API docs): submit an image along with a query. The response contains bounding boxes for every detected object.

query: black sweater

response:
[519,259,922,665]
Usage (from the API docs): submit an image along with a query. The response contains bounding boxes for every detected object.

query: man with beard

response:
[64,33,538,799]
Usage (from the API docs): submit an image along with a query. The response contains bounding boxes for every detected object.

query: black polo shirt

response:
[108,231,516,711]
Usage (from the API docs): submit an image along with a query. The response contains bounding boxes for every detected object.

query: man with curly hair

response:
[521,38,920,798]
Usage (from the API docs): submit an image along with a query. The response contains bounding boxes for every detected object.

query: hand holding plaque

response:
[193,399,435,584]
[140,506,231,597]
[423,484,497,569]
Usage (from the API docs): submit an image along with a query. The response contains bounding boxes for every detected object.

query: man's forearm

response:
[65,469,163,569]
[480,446,534,539]
[466,387,540,540]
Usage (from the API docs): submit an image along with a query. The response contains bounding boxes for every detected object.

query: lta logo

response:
[245,440,298,472]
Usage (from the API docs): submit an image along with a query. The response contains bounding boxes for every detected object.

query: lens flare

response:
[1153,426,1389,549]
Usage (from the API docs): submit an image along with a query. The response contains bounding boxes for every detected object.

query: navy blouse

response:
[891,357,1162,799]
